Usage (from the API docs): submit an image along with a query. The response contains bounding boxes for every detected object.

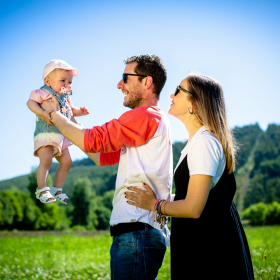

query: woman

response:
[125,73,254,280]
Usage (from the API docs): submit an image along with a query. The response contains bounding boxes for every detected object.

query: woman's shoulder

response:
[196,131,221,145]
[187,129,226,177]
[189,130,224,156]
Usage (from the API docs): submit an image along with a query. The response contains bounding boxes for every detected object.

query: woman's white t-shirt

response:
[175,126,226,189]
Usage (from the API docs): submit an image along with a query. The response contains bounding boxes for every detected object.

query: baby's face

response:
[45,69,73,94]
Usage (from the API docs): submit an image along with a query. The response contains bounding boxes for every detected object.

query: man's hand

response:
[41,100,86,152]
[40,111,53,125]
[27,99,54,125]
[41,96,60,114]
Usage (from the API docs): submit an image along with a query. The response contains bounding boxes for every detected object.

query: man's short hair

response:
[125,55,167,96]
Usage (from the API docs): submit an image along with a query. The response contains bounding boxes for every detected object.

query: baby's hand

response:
[80,107,90,116]
[40,111,53,125]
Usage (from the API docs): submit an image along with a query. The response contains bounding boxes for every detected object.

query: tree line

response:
[0,172,114,230]
[1,123,280,229]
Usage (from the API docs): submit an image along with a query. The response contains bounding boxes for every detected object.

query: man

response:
[42,55,172,279]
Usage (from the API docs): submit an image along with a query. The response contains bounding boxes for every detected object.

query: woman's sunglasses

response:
[175,85,192,96]
[122,73,147,83]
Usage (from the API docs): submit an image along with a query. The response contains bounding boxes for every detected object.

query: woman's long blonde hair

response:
[185,73,237,173]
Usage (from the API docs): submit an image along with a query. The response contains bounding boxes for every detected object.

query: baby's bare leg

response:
[37,146,54,202]
[53,148,72,202]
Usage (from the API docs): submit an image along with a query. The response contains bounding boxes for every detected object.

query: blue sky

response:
[0,0,279,181]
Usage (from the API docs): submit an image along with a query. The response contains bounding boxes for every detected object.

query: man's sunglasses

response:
[175,85,192,96]
[122,73,147,83]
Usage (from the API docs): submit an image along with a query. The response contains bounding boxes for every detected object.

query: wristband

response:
[162,201,167,215]
[154,199,161,211]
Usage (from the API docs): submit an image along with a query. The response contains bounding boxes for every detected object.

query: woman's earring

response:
[188,108,193,115]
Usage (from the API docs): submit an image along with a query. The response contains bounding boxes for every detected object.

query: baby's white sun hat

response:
[43,59,79,80]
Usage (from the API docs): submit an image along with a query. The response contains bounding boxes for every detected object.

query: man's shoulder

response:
[121,106,162,119]
[116,106,163,129]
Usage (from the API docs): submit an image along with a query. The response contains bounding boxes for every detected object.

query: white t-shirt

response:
[175,126,226,188]
[84,106,172,233]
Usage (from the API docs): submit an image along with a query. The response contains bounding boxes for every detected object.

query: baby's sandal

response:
[35,187,56,203]
[50,185,68,205]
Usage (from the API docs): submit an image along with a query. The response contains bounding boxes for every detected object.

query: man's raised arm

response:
[41,97,86,151]
[84,152,101,166]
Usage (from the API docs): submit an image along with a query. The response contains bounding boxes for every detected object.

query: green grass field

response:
[0,226,279,279]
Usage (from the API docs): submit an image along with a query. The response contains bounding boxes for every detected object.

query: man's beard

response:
[123,89,144,109]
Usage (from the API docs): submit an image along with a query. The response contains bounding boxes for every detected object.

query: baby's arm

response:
[67,96,89,117]
[70,115,79,125]
[72,107,90,117]
[27,99,53,125]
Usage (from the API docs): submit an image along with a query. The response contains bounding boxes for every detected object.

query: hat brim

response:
[58,67,79,77]
[71,69,79,76]
[43,67,79,80]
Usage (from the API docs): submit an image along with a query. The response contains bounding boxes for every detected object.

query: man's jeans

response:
[110,225,166,280]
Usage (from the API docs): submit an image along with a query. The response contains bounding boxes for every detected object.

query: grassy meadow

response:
[0,226,279,280]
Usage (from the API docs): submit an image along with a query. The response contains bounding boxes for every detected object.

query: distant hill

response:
[243,124,280,208]
[1,123,280,211]
[233,124,263,211]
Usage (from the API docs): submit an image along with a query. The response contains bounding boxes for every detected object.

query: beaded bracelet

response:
[157,200,164,214]
[154,199,169,229]
[154,199,161,211]
[162,200,167,215]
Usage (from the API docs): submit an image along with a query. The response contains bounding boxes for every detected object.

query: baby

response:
[27,59,89,204]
